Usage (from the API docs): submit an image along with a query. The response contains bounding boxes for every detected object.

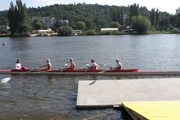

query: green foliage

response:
[85,19,94,30]
[111,7,118,22]
[33,22,42,30]
[58,26,73,36]
[150,8,160,29]
[176,16,180,28]
[110,22,120,28]
[159,17,170,30]
[176,7,180,15]
[28,4,114,28]
[1,3,180,34]
[129,4,140,19]
[52,20,61,31]
[76,21,86,30]
[131,16,151,34]
[155,9,159,28]
[8,0,30,36]
[86,30,96,35]
[150,8,155,26]
[32,19,43,30]
[120,7,124,25]
[18,23,31,34]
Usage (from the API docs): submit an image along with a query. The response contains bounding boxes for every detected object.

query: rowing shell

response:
[0,69,180,75]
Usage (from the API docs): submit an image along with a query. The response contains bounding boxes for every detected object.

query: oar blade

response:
[0,77,11,84]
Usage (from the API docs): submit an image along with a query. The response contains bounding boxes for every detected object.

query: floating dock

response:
[76,78,180,119]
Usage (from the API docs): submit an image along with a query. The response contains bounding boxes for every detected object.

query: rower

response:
[87,59,100,70]
[39,59,52,71]
[113,59,122,70]
[65,58,76,70]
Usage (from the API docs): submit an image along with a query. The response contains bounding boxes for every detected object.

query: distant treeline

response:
[0,2,180,35]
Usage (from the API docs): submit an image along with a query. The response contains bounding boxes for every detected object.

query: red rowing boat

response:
[0,69,180,75]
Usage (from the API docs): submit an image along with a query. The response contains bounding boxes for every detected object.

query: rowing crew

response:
[15,58,122,71]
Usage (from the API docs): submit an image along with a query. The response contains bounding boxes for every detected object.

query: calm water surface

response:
[0,34,180,120]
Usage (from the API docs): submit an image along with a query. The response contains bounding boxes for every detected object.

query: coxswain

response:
[15,59,28,70]
[15,59,22,70]
[39,59,52,71]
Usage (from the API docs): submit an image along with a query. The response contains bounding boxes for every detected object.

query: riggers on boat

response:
[0,69,180,75]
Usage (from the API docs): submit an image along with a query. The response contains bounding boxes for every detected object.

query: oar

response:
[83,112,112,120]
[17,65,43,77]
[49,110,72,120]
[19,68,40,76]
[99,64,112,70]
[103,64,111,68]
[0,77,11,84]
[103,64,113,69]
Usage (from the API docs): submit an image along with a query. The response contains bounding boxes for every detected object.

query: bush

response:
[86,30,96,35]
[131,16,151,34]
[58,26,73,36]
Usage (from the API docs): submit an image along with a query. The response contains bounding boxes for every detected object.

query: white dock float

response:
[76,78,180,108]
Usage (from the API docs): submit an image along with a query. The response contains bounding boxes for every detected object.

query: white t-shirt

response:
[15,63,21,70]
[117,62,122,68]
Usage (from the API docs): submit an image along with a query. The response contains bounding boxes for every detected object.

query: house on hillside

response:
[0,25,9,34]
[73,30,82,35]
[29,17,69,28]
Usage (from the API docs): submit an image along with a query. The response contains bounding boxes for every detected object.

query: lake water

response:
[0,34,180,120]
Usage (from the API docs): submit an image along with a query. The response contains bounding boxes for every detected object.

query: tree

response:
[176,7,180,15]
[32,18,43,30]
[131,16,151,34]
[85,19,94,30]
[150,8,155,26]
[8,2,16,35]
[8,0,30,36]
[176,16,180,28]
[33,22,43,30]
[169,15,176,27]
[86,30,96,35]
[18,23,31,35]
[76,21,86,30]
[120,7,124,25]
[58,26,73,36]
[110,22,120,28]
[159,17,170,30]
[53,20,61,31]
[111,7,118,22]
[129,3,140,19]
[176,7,180,28]
[155,8,159,28]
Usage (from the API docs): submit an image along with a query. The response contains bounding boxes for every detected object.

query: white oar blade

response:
[0,77,11,84]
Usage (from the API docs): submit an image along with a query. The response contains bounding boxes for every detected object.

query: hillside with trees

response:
[0,1,180,36]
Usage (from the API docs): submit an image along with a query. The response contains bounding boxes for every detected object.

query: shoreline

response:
[0,31,179,37]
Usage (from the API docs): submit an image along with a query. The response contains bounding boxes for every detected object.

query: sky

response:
[0,0,180,14]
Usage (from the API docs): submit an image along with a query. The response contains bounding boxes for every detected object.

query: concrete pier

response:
[76,78,180,108]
